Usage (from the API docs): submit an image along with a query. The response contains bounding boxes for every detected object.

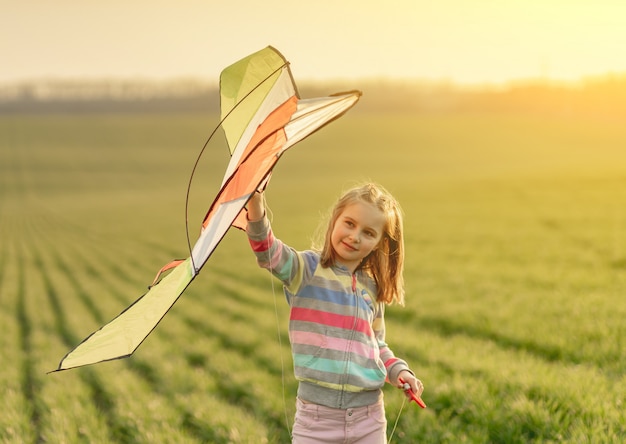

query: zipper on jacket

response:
[340,272,360,408]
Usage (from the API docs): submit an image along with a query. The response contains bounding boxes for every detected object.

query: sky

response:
[3,0,626,86]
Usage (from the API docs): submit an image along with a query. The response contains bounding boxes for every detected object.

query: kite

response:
[53,46,361,371]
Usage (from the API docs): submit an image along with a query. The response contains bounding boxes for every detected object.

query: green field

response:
[1,110,625,443]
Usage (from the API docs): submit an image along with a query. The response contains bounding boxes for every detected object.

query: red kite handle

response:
[399,377,426,408]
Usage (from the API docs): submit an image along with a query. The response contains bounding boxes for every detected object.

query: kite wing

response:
[54,46,361,371]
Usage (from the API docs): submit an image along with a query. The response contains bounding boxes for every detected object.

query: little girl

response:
[246,183,424,443]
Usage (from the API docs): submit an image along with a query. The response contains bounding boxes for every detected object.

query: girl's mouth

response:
[341,241,357,251]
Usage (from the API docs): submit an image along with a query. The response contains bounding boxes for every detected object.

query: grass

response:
[0,110,625,443]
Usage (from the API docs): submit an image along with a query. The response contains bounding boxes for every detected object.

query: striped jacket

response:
[247,216,412,409]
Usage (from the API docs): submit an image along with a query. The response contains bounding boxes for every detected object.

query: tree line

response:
[1,75,625,117]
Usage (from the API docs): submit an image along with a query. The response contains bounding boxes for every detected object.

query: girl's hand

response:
[246,191,265,222]
[396,370,424,398]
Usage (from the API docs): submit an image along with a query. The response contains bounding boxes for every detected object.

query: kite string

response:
[387,395,407,443]
[263,196,292,437]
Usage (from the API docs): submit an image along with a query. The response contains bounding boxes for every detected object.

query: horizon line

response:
[2,70,626,89]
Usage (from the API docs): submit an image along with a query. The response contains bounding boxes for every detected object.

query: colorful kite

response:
[54,46,361,371]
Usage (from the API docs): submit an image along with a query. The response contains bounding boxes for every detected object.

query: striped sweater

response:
[247,216,412,409]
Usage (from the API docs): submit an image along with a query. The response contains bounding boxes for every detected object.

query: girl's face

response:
[330,201,385,272]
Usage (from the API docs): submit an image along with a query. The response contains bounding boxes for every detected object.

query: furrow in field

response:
[30,214,280,440]
[120,315,284,443]
[188,356,292,442]
[0,241,38,443]
[0,177,6,301]
[183,272,291,356]
[31,200,184,276]
[174,312,293,440]
[28,235,140,442]
[416,314,576,365]
[13,240,44,441]
[28,211,164,314]
[0,229,7,303]
[140,269,294,438]
[124,325,283,443]
[1,129,53,441]
[54,272,285,443]
[393,304,624,379]
[181,305,287,378]
[511,180,626,271]
[31,220,150,292]
[394,319,624,442]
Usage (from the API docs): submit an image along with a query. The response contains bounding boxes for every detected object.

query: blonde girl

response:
[246,183,424,444]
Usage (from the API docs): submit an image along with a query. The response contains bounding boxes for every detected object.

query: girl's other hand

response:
[397,370,424,398]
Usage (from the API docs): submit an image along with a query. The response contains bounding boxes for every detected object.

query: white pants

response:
[292,398,387,444]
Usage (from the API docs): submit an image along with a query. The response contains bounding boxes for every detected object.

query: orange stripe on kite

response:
[201,96,297,230]
[236,95,298,166]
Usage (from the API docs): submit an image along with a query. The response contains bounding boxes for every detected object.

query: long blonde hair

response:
[317,183,405,305]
